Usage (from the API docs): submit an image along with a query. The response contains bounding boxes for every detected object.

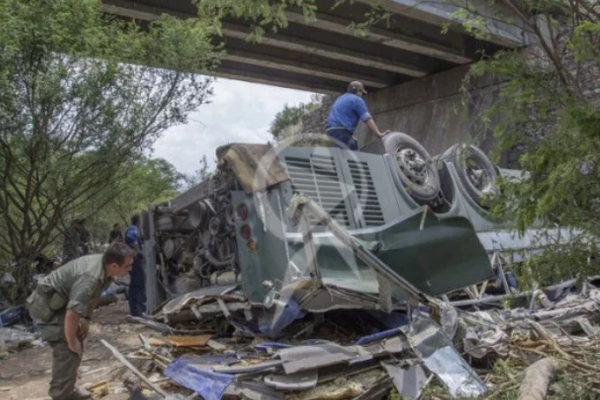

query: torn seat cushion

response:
[216,143,290,192]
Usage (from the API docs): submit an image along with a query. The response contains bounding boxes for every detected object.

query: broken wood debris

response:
[101,339,170,398]
[148,335,212,348]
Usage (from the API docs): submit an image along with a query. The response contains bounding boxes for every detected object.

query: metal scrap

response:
[157,285,242,317]
[403,315,488,398]
[0,327,36,350]
[383,363,430,400]
[264,370,318,391]
[114,283,600,400]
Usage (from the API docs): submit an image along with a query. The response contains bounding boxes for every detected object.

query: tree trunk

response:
[517,358,561,400]
[12,254,36,303]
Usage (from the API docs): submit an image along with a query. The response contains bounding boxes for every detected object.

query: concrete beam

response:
[363,64,499,115]
[285,9,473,64]
[221,22,427,78]
[215,71,334,94]
[223,49,388,89]
[216,64,340,95]
[367,0,524,47]
[102,0,426,78]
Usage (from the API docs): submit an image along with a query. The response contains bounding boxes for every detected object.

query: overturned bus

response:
[140,133,568,334]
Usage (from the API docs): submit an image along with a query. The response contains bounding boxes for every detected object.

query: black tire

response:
[383,132,441,203]
[444,144,498,207]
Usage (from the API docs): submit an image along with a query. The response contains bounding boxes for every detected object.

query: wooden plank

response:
[101,339,170,397]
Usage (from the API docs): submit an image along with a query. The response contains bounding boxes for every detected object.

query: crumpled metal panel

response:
[225,380,285,400]
[276,342,367,362]
[276,342,368,374]
[264,370,318,390]
[403,315,487,398]
[164,355,235,400]
[159,285,240,315]
[275,337,405,375]
[383,363,428,400]
[463,327,509,359]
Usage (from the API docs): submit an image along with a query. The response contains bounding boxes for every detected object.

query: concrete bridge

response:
[101,0,527,95]
[102,0,533,167]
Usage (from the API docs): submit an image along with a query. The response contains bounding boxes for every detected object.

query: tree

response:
[0,0,219,292]
[193,0,390,41]
[455,0,600,281]
[84,157,185,248]
[185,154,215,188]
[270,101,319,139]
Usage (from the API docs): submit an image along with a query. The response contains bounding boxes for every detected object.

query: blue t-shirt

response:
[125,224,143,255]
[326,93,372,133]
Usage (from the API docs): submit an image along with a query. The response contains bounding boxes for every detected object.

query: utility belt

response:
[26,284,68,323]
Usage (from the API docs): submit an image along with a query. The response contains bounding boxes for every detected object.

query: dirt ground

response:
[0,300,157,400]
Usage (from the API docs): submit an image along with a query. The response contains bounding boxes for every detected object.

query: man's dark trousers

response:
[326,128,359,151]
[128,256,146,316]
[38,311,82,400]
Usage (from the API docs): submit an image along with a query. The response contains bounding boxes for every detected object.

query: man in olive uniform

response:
[27,243,134,400]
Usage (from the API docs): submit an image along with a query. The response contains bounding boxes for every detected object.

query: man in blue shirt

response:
[326,81,389,150]
[125,214,146,317]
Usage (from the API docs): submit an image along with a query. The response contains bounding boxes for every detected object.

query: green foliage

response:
[518,238,598,289]
[185,154,215,188]
[195,0,317,40]
[194,0,389,42]
[458,0,600,283]
[269,101,319,138]
[0,0,219,282]
[450,8,490,41]
[83,157,185,246]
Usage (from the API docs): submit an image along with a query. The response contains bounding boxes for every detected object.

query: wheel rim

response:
[395,147,430,186]
[464,156,494,195]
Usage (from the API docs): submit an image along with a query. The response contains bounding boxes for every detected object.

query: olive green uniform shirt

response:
[27,254,112,329]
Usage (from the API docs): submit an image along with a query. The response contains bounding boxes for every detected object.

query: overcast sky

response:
[153,78,315,176]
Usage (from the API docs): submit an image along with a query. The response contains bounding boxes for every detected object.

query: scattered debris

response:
[87,380,110,398]
[0,327,36,351]
[403,316,487,398]
[95,281,600,400]
[206,340,227,351]
[101,339,170,398]
[148,335,212,348]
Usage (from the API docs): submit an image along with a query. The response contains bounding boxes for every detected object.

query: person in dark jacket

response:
[124,214,146,317]
[325,81,389,150]
[62,220,82,263]
[76,219,91,255]
[108,223,123,244]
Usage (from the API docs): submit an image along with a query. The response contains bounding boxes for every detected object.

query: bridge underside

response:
[101,0,526,94]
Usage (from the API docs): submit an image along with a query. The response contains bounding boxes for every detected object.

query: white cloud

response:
[153,78,315,175]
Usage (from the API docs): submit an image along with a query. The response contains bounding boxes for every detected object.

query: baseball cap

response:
[348,81,367,95]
